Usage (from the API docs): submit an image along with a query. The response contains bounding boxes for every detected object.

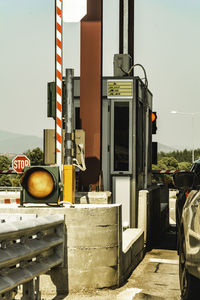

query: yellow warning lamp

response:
[20,166,62,205]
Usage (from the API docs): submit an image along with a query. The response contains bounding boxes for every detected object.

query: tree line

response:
[152,148,200,186]
[0,147,43,187]
[158,148,200,164]
[0,147,199,187]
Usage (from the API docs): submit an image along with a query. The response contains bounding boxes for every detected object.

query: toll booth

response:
[74,76,152,227]
[46,75,152,227]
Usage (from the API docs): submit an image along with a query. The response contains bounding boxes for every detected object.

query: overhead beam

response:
[80,0,102,190]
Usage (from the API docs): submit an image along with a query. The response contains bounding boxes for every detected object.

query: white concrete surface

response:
[169,190,177,225]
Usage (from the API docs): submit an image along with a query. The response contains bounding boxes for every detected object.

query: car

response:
[174,160,200,299]
[175,160,200,253]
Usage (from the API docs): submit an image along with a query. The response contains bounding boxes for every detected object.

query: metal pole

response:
[119,0,134,70]
[63,68,75,204]
[192,115,194,163]
[128,0,134,64]
[144,107,149,189]
[65,69,74,165]
[123,0,129,54]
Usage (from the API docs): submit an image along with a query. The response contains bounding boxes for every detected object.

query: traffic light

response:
[47,81,66,120]
[152,142,158,165]
[152,112,157,134]
[20,166,62,205]
[47,82,56,119]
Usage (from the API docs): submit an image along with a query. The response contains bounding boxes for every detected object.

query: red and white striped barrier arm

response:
[0,198,20,205]
[152,170,190,175]
[0,191,20,205]
[0,169,20,174]
[56,0,63,167]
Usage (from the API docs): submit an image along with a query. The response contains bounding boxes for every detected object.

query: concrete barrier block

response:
[76,191,112,204]
[138,190,148,242]
[0,204,122,292]
[138,186,164,247]
[123,247,132,273]
[63,205,120,226]
[67,225,119,248]
[40,274,57,296]
[68,246,118,269]
[49,265,119,291]
[122,228,144,281]
[123,228,143,253]
[123,249,144,280]
[67,266,119,289]
[0,204,121,226]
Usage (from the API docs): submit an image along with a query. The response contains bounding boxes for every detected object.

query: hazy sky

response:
[1,0,200,150]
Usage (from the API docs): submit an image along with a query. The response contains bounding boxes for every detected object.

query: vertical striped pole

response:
[56,0,63,169]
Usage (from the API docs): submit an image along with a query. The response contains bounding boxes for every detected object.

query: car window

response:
[191,163,200,175]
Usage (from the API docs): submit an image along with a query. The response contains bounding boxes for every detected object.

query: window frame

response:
[110,99,133,175]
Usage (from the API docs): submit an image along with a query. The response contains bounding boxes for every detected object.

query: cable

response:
[128,63,148,88]
[73,144,86,171]
[59,200,75,207]
[119,63,148,88]
[119,66,129,76]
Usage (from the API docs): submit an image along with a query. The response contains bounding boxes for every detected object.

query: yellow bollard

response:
[63,165,75,204]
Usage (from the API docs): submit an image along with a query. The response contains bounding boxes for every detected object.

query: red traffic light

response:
[152,112,157,134]
[151,112,157,122]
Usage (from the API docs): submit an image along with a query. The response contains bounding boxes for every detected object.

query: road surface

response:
[44,248,180,300]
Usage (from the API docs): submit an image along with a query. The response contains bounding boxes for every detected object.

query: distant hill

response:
[158,143,178,153]
[0,130,43,154]
[0,130,183,156]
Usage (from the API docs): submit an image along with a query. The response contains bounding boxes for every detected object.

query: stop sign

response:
[12,155,30,173]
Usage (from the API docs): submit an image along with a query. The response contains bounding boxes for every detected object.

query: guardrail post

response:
[22,278,41,300]
[22,280,34,300]
[0,290,17,300]
[35,277,41,300]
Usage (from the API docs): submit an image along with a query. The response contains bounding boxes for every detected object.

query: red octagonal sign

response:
[12,155,30,173]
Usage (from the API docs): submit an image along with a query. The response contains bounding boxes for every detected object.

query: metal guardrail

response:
[0,214,64,300]
[152,169,189,175]
[0,187,21,191]
[0,170,19,174]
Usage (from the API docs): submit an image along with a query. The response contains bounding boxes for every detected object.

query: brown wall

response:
[80,0,102,189]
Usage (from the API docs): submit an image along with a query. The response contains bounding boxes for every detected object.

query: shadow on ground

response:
[153,225,177,251]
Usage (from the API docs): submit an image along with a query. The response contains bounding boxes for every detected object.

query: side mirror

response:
[173,172,194,189]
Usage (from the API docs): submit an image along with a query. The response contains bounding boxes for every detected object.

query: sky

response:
[1,0,200,150]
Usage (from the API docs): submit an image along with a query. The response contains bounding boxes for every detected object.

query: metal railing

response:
[0,187,21,192]
[0,214,64,300]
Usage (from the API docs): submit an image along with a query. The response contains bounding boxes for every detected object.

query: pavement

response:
[41,247,180,300]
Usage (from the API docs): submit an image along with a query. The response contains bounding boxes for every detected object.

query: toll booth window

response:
[114,102,129,171]
[75,107,81,129]
[137,102,144,172]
